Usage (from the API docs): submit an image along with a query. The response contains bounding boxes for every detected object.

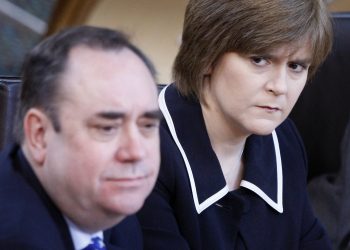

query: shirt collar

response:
[159,84,283,214]
[64,217,103,250]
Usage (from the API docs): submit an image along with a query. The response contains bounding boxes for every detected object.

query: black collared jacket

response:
[137,84,331,250]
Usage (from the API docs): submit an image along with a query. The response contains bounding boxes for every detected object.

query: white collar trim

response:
[240,131,284,213]
[159,85,283,214]
[159,86,228,214]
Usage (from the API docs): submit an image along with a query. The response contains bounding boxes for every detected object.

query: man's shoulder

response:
[0,167,54,242]
[0,145,72,249]
[0,186,68,249]
[0,144,16,173]
[0,145,34,204]
[0,186,72,249]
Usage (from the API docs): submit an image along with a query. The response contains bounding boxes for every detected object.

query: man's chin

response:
[105,198,145,216]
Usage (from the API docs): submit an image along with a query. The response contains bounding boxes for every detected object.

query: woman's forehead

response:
[246,38,312,60]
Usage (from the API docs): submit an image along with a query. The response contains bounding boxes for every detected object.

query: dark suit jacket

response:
[137,84,331,250]
[0,144,142,250]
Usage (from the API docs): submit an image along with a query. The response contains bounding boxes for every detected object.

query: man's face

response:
[41,46,160,226]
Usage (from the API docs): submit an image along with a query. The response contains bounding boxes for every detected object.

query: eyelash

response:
[250,56,269,66]
[140,121,160,134]
[98,125,117,132]
[250,56,308,73]
[288,62,308,72]
[91,120,159,140]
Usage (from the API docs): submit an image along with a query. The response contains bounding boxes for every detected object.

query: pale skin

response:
[201,43,311,190]
[22,46,161,233]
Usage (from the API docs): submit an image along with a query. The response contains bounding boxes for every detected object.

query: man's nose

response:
[115,126,146,163]
[266,67,288,95]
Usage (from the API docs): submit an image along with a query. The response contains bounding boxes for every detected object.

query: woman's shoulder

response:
[275,118,309,182]
[275,118,306,154]
[276,118,301,138]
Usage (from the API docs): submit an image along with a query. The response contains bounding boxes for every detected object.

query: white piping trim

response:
[240,130,283,213]
[158,86,229,214]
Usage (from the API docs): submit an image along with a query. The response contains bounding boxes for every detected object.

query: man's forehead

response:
[60,46,156,101]
[66,46,141,75]
[68,44,121,58]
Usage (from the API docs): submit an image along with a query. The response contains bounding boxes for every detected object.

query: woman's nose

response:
[266,67,288,95]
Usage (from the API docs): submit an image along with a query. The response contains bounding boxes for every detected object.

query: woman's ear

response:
[204,65,212,76]
[23,108,50,166]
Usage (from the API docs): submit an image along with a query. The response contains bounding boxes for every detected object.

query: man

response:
[0,26,161,249]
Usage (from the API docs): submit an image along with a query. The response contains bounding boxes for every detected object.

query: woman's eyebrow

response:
[290,58,312,65]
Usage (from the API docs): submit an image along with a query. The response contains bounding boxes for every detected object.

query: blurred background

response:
[0,0,348,84]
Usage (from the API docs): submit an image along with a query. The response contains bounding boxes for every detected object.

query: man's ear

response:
[23,108,51,166]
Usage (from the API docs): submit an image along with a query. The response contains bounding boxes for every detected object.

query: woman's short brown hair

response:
[173,0,333,100]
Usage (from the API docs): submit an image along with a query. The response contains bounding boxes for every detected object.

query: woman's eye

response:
[288,62,308,73]
[250,56,268,66]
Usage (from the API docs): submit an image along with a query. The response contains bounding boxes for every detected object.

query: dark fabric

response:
[337,118,350,250]
[308,117,350,250]
[290,12,350,249]
[290,13,350,180]
[0,77,21,150]
[138,84,331,250]
[0,144,143,250]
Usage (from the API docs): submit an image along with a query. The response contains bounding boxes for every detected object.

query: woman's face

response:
[203,44,311,137]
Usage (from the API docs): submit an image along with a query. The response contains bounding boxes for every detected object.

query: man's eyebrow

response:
[95,109,163,120]
[143,109,163,120]
[96,112,125,120]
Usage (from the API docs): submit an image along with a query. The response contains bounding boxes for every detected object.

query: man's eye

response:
[139,120,160,134]
[89,124,119,141]
[250,56,269,66]
[98,126,116,133]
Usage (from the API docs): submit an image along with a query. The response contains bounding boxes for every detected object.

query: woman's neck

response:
[200,89,247,190]
[200,93,247,157]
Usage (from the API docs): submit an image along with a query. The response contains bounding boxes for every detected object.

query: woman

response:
[138,0,333,249]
